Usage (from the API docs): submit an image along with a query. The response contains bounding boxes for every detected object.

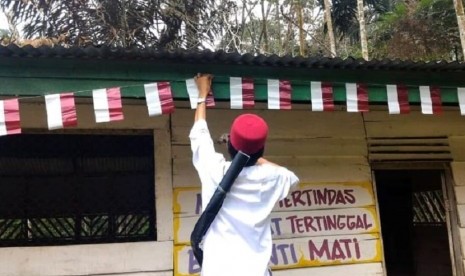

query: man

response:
[189,74,299,276]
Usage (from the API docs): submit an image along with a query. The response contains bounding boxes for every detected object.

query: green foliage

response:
[0,0,462,61]
[0,0,234,49]
[218,0,327,56]
[370,0,461,61]
[0,28,8,37]
[0,28,10,45]
[328,0,389,41]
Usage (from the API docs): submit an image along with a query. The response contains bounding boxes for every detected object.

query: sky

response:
[0,11,6,30]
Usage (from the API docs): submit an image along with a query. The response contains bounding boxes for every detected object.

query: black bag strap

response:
[190,151,250,267]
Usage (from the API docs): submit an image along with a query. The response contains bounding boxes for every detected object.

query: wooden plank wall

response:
[172,107,385,275]
[0,102,174,276]
[172,108,370,186]
[6,102,465,275]
[365,109,465,274]
[451,149,465,274]
[0,242,173,276]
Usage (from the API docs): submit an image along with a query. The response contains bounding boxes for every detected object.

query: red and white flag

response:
[144,82,174,116]
[346,83,368,112]
[45,93,77,130]
[386,84,409,114]
[230,77,254,109]
[311,81,334,111]
[0,99,21,136]
[186,78,215,109]
[419,86,442,114]
[267,79,291,110]
[458,88,465,115]
[92,87,124,123]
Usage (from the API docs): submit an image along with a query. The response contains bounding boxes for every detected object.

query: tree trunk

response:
[295,0,306,56]
[453,0,465,60]
[357,0,369,60]
[261,0,269,53]
[323,0,336,57]
[121,0,128,48]
[239,0,248,52]
[276,0,282,55]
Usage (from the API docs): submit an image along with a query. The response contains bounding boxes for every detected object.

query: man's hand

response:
[194,73,213,98]
[193,73,213,122]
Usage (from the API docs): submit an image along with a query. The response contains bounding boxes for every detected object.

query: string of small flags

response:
[1,77,465,137]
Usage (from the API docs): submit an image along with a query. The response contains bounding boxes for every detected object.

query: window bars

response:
[0,134,156,247]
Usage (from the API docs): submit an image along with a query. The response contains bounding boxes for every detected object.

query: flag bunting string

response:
[1,77,465,137]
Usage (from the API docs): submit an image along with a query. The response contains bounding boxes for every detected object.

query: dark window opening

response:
[0,134,156,247]
[375,170,452,276]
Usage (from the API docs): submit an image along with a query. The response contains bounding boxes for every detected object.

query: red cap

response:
[230,114,268,154]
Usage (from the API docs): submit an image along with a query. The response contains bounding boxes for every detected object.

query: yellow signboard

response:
[174,234,382,276]
[173,182,380,276]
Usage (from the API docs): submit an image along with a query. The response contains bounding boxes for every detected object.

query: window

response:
[375,170,452,276]
[0,134,156,247]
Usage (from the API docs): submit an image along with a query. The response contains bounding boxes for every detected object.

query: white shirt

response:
[190,120,299,276]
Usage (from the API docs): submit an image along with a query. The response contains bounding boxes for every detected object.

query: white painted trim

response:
[155,128,174,241]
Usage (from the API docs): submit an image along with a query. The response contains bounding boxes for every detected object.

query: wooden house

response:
[0,45,464,276]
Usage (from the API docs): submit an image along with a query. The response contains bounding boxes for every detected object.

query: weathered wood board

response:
[455,186,465,205]
[172,108,370,189]
[452,162,465,186]
[172,137,367,158]
[364,110,465,138]
[173,157,371,188]
[154,128,174,242]
[175,207,379,244]
[450,137,465,161]
[457,205,465,227]
[0,241,173,276]
[174,234,382,276]
[174,182,375,217]
[171,109,366,145]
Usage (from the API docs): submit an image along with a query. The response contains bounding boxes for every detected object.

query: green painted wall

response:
[0,56,464,104]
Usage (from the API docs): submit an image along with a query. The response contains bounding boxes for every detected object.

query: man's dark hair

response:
[228,140,264,167]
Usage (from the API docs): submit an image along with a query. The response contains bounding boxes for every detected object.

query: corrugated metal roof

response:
[1,44,465,72]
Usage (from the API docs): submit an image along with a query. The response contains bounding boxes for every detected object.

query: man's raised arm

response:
[194,73,213,122]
